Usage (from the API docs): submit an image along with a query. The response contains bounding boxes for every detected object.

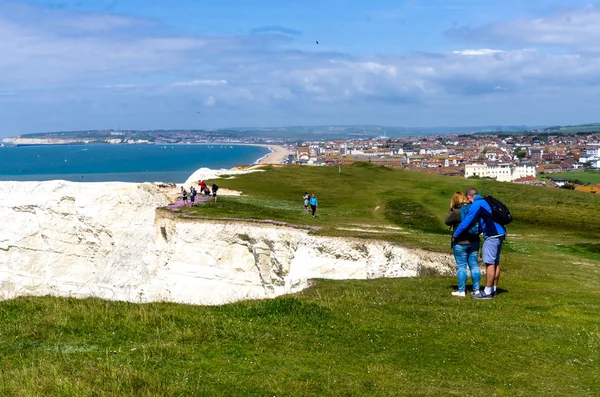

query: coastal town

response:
[3,127,600,192]
[288,131,600,193]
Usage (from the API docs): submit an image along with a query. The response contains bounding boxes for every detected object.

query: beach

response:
[253,144,295,165]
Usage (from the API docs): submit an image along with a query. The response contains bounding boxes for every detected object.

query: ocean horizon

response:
[0,144,270,183]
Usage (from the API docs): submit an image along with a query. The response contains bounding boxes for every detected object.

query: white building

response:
[308,145,320,157]
[465,162,536,182]
[587,147,599,158]
[419,148,448,155]
[348,148,365,155]
[579,148,600,168]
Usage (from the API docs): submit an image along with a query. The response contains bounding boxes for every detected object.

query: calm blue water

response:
[0,144,270,182]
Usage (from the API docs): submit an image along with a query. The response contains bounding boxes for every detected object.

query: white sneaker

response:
[451,291,466,297]
[472,290,481,295]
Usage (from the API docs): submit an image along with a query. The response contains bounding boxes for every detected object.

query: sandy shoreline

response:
[251,144,295,165]
[182,144,295,185]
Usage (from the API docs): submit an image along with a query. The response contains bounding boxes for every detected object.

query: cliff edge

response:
[0,180,453,305]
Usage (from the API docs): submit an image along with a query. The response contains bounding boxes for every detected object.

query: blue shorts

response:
[482,236,504,265]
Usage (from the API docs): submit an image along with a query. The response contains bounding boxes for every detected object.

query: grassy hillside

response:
[558,125,600,133]
[185,163,600,251]
[1,164,599,396]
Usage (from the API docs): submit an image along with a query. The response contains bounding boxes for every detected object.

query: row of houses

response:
[293,134,600,182]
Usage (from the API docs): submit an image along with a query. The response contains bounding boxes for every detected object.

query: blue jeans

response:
[453,242,481,292]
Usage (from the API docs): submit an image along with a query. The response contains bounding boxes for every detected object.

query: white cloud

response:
[204,96,216,106]
[4,1,600,134]
[448,5,600,52]
[0,3,272,91]
[101,84,146,89]
[452,49,505,55]
[0,1,152,33]
[0,20,207,89]
[170,80,228,88]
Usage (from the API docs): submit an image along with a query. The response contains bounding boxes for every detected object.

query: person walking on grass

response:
[309,193,318,217]
[303,192,310,212]
[189,186,197,206]
[453,187,506,300]
[445,191,481,297]
[181,186,188,206]
[212,182,219,202]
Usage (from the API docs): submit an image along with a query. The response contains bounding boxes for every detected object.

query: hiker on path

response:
[199,180,207,192]
[303,192,310,212]
[445,191,481,297]
[453,188,506,300]
[181,186,188,206]
[309,193,318,217]
[190,186,197,206]
[212,182,219,202]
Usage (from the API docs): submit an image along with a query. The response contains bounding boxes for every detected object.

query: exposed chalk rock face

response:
[0,181,454,306]
[148,214,455,304]
[0,181,172,302]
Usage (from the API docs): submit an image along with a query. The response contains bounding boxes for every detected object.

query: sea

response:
[0,144,270,183]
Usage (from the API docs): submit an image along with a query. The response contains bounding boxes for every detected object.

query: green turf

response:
[1,163,599,396]
[182,163,600,250]
[547,171,600,185]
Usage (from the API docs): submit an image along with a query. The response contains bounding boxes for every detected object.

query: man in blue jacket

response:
[452,188,506,299]
[309,193,318,217]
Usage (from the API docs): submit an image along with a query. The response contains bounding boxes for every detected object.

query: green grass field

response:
[1,164,599,396]
[547,171,600,185]
[558,125,600,133]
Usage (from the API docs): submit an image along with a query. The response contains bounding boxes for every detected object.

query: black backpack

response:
[484,196,512,225]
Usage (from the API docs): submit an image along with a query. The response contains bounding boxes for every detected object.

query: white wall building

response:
[348,148,365,155]
[419,148,448,155]
[465,162,536,182]
[308,145,320,157]
[579,148,600,168]
[586,147,599,158]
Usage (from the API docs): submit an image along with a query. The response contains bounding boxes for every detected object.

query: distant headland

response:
[3,123,600,146]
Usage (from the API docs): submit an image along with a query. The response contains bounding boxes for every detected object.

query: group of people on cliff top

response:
[303,192,318,217]
[180,180,219,206]
[445,187,509,300]
[197,180,219,202]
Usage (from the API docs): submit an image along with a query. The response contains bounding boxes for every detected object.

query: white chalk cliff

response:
[0,180,454,305]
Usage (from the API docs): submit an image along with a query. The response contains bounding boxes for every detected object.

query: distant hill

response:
[9,122,600,143]
[542,123,600,134]
[222,124,543,138]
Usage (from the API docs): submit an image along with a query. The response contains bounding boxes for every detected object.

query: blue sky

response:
[1,0,600,136]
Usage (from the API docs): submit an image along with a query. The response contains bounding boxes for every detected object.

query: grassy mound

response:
[1,164,599,395]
